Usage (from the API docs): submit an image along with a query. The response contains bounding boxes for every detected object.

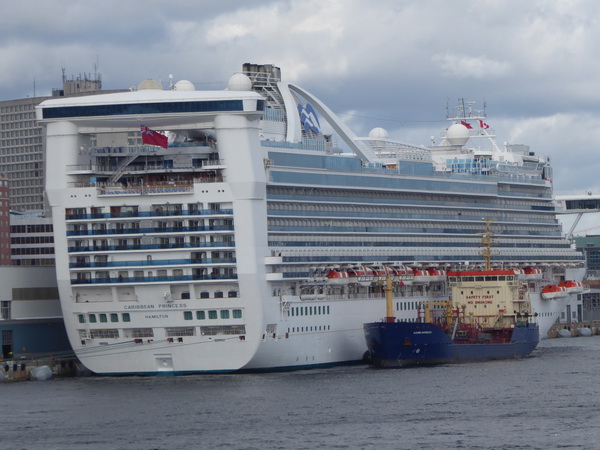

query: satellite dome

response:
[446,123,470,146]
[137,79,163,90]
[173,80,196,91]
[368,127,389,139]
[227,73,252,91]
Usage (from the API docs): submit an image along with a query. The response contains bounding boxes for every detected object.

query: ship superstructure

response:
[37,64,582,375]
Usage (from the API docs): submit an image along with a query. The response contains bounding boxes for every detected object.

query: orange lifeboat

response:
[558,280,584,294]
[523,266,543,280]
[541,284,568,300]
[325,267,349,285]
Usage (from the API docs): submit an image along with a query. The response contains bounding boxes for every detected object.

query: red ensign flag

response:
[140,125,168,149]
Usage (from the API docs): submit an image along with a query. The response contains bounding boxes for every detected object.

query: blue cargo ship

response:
[364,221,540,367]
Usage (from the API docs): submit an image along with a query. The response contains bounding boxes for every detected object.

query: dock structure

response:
[547,321,600,338]
[0,356,84,381]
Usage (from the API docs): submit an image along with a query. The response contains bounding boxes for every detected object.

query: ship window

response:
[99,314,107,323]
[228,290,238,298]
[90,329,119,339]
[209,310,218,319]
[110,313,118,323]
[233,309,242,319]
[304,307,308,315]
[220,310,230,319]
[200,291,210,299]
[291,308,294,317]
[197,311,206,320]
[214,291,223,298]
[130,328,154,338]
[166,327,196,337]
[327,306,330,314]
[475,277,484,281]
[309,307,313,315]
[300,308,303,316]
[122,313,131,322]
[78,314,85,323]
[183,311,193,320]
[89,314,97,323]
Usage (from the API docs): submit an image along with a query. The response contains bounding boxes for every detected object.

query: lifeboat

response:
[541,284,569,300]
[346,264,374,286]
[558,280,584,294]
[412,267,431,284]
[325,267,349,285]
[369,263,388,280]
[390,263,414,285]
[426,267,447,282]
[523,266,543,280]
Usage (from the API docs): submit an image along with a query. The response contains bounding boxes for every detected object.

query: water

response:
[3,337,600,450]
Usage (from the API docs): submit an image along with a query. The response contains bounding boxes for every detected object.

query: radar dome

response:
[446,123,470,146]
[173,80,196,91]
[227,73,252,91]
[368,127,389,139]
[137,79,163,90]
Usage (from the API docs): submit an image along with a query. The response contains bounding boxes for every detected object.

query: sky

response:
[3,0,600,231]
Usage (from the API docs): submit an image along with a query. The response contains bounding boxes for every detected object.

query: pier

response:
[0,356,85,382]
[548,321,600,338]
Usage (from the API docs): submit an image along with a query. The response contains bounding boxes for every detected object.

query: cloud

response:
[432,53,511,79]
[2,0,600,197]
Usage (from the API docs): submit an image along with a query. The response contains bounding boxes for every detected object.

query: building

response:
[0,72,124,213]
[10,213,54,266]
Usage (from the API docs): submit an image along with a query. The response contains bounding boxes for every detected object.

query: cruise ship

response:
[37,64,582,375]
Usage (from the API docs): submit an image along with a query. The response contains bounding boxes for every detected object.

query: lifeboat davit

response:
[541,284,569,300]
[325,267,349,285]
[558,280,584,294]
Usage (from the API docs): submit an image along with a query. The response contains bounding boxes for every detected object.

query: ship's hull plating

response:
[364,322,540,367]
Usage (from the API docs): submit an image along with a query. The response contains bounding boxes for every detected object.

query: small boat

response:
[411,267,432,283]
[390,263,414,286]
[425,267,446,282]
[325,267,349,285]
[369,263,388,280]
[558,280,584,294]
[541,284,569,299]
[346,264,376,286]
[523,266,543,280]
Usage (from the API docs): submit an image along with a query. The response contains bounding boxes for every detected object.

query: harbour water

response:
[3,337,600,450]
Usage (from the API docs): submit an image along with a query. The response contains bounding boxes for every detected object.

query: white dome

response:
[173,80,196,91]
[227,73,252,91]
[368,127,389,139]
[446,123,470,146]
[137,79,163,90]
